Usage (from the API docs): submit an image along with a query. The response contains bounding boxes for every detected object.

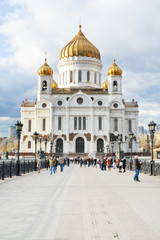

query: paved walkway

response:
[0,164,160,240]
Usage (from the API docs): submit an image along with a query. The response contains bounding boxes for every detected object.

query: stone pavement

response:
[0,164,160,240]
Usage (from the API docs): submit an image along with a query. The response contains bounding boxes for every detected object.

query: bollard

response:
[10,161,12,178]
[31,161,33,172]
[24,160,25,174]
[2,161,5,180]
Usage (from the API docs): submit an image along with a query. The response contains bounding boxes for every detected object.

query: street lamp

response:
[117,134,122,159]
[39,137,42,151]
[129,131,134,171]
[44,138,47,168]
[111,142,114,159]
[148,121,156,175]
[33,131,39,171]
[50,141,53,157]
[15,121,23,176]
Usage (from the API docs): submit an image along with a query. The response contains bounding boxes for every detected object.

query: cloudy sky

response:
[0,0,160,137]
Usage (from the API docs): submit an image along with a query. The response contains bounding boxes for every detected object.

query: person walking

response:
[37,158,41,173]
[133,156,142,182]
[58,156,64,172]
[49,157,54,175]
[107,157,112,171]
[122,157,126,172]
[119,159,122,173]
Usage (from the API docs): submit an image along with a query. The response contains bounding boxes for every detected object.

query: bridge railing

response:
[0,160,46,180]
[126,160,160,176]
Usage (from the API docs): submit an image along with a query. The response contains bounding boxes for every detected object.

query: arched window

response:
[56,139,63,153]
[129,120,132,132]
[58,116,61,130]
[79,117,82,130]
[94,72,97,83]
[74,117,77,130]
[42,118,46,131]
[97,139,104,153]
[98,116,102,130]
[28,120,31,132]
[114,118,118,131]
[70,71,73,83]
[87,71,90,82]
[83,117,86,130]
[78,71,81,82]
[28,141,31,149]
[113,81,118,91]
[42,80,47,91]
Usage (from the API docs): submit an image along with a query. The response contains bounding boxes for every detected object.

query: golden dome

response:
[107,59,122,76]
[102,79,108,89]
[59,25,101,60]
[52,79,58,88]
[38,58,53,76]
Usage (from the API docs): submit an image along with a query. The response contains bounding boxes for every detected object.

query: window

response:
[87,71,90,82]
[28,120,31,132]
[129,120,132,132]
[58,116,61,130]
[42,80,47,91]
[113,81,118,91]
[83,117,86,130]
[94,73,97,83]
[114,118,118,131]
[70,71,73,83]
[79,117,82,130]
[42,118,46,131]
[98,117,102,130]
[78,71,81,82]
[74,117,77,130]
[28,141,31,149]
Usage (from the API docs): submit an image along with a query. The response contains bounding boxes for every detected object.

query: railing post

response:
[10,161,12,178]
[28,161,29,173]
[2,161,5,180]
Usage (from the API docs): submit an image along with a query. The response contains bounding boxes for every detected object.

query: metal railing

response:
[126,160,160,176]
[0,160,46,180]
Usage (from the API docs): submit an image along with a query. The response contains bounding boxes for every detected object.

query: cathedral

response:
[20,25,139,157]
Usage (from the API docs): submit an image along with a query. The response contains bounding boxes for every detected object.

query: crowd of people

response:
[36,154,142,181]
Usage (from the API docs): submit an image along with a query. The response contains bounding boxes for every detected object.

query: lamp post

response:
[44,138,47,168]
[33,131,39,171]
[129,131,134,171]
[50,141,53,157]
[148,121,156,176]
[117,134,122,159]
[15,121,23,176]
[111,142,114,160]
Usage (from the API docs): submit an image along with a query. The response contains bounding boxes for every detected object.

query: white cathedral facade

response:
[20,25,139,156]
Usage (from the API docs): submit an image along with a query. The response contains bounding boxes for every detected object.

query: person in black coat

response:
[122,157,126,172]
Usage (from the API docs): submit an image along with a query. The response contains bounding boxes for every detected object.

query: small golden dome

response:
[107,59,122,76]
[102,79,108,89]
[59,25,101,60]
[38,58,53,76]
[52,79,58,88]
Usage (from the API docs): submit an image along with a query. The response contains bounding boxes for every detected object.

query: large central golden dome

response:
[59,25,101,60]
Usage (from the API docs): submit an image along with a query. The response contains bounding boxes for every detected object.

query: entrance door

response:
[76,137,84,153]
[97,139,104,153]
[56,139,63,153]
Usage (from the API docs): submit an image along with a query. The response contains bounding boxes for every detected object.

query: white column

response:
[90,107,94,153]
[50,104,53,136]
[106,108,110,144]
[122,111,126,152]
[65,107,69,153]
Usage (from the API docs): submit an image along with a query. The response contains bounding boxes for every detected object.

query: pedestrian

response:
[37,158,41,173]
[119,159,122,172]
[116,158,119,168]
[107,157,111,171]
[80,158,83,167]
[133,155,142,182]
[46,157,49,170]
[113,161,117,169]
[122,157,126,172]
[58,156,64,172]
[49,157,54,175]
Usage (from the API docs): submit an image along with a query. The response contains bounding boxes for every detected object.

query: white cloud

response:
[0,0,160,135]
